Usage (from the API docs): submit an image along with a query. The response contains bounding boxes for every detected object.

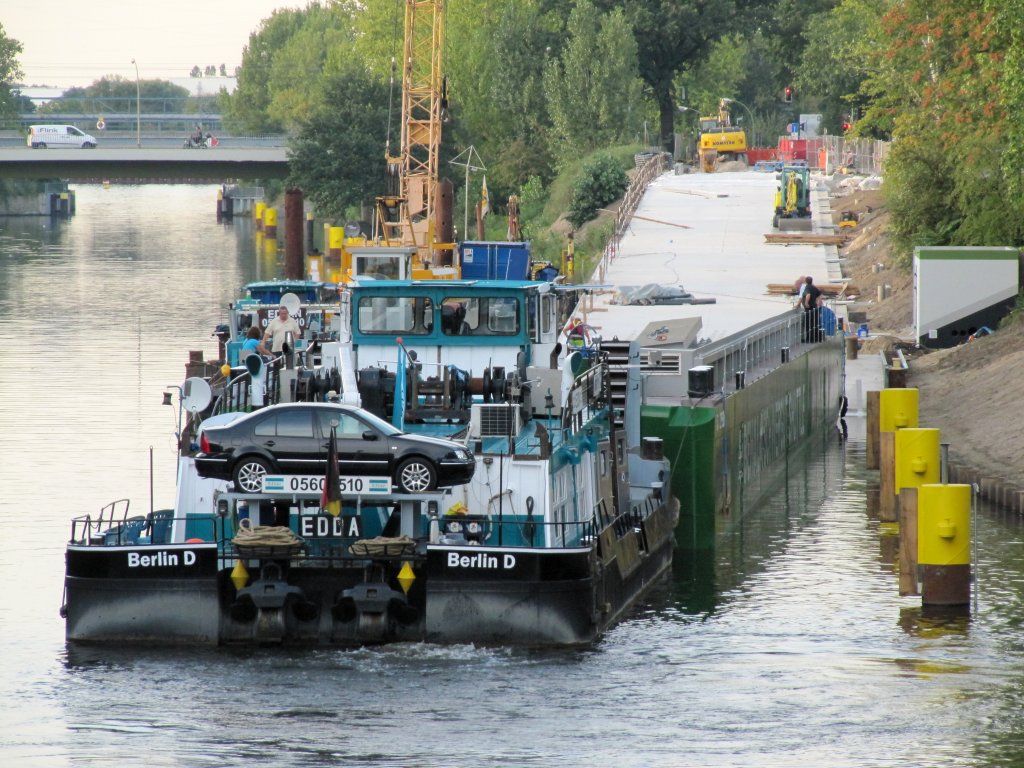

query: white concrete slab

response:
[587,170,833,343]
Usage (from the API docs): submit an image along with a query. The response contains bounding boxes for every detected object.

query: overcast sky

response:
[5,2,300,88]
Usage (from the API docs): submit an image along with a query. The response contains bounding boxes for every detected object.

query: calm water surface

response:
[1,185,1023,767]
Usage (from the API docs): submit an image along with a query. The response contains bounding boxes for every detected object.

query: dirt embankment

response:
[829,180,1024,501]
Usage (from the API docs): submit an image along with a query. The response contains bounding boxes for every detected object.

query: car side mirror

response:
[362,430,378,441]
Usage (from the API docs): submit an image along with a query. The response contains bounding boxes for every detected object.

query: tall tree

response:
[867,1,1017,260]
[287,59,391,221]
[593,0,738,152]
[0,23,24,124]
[796,0,886,133]
[543,1,644,162]
[445,0,561,196]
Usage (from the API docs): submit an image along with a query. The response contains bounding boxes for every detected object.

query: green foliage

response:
[543,1,645,162]
[286,60,390,221]
[609,0,740,150]
[0,23,23,123]
[222,7,318,133]
[567,152,629,229]
[796,0,885,133]
[445,1,559,196]
[869,2,1024,264]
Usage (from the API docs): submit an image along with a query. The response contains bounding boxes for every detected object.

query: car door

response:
[259,407,318,475]
[316,409,390,478]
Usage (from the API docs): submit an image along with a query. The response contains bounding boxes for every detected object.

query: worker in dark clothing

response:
[801,276,822,342]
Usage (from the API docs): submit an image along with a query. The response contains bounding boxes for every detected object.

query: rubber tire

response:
[232,456,273,493]
[35,142,46,149]
[395,457,437,493]
[83,142,96,149]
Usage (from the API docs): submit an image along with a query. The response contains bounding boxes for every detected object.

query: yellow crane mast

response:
[375,0,452,267]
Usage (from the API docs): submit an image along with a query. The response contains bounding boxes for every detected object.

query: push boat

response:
[63,277,679,646]
[63,157,848,645]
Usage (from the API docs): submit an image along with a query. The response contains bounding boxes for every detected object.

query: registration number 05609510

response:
[260,475,390,494]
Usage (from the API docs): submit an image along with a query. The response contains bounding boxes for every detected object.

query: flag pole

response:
[449,146,486,242]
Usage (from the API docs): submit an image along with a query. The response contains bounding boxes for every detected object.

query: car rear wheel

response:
[233,456,272,493]
[395,457,437,493]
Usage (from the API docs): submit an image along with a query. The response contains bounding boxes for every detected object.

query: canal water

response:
[2,185,1023,767]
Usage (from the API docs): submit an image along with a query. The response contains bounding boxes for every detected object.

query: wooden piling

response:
[284,188,304,279]
[898,487,919,596]
[866,390,880,470]
[879,431,896,522]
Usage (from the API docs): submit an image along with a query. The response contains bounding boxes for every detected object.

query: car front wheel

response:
[233,456,272,493]
[395,457,437,493]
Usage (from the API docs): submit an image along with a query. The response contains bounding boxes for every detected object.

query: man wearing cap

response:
[264,306,302,354]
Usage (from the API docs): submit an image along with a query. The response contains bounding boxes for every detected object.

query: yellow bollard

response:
[254,201,266,232]
[919,483,971,606]
[894,428,941,496]
[264,207,278,238]
[879,388,919,433]
[328,226,345,260]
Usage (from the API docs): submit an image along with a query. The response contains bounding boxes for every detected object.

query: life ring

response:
[96,117,106,130]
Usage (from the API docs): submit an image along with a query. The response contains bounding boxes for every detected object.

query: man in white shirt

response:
[264,306,302,354]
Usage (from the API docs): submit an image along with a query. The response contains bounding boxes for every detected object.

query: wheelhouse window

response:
[357,296,432,335]
[354,254,402,280]
[441,296,519,336]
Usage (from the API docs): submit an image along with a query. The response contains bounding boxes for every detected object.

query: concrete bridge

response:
[0,144,289,181]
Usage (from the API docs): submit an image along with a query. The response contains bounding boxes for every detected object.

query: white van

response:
[27,125,98,149]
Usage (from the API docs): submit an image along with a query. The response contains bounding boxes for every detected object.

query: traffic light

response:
[784,86,793,103]
[842,116,852,132]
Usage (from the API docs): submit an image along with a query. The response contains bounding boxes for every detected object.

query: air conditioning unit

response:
[469,403,522,439]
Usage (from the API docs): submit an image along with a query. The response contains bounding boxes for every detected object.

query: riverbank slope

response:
[831,182,1024,508]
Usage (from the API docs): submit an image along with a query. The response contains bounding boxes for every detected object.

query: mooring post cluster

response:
[867,382,971,609]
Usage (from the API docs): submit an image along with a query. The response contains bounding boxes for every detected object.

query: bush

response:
[567,153,628,229]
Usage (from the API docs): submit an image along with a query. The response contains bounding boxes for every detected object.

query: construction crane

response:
[374,0,454,269]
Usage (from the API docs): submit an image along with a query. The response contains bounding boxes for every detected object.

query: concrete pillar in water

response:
[255,202,266,232]
[919,483,972,606]
[284,188,304,279]
[264,207,278,239]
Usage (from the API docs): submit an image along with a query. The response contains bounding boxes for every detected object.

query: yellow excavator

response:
[697,99,748,173]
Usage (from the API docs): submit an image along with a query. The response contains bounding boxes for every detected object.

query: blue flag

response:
[392,343,406,430]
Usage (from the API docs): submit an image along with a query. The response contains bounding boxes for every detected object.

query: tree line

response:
[0,1,1020,264]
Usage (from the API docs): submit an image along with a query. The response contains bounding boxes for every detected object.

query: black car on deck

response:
[195,403,474,494]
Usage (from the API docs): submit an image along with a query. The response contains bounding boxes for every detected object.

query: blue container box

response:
[459,241,531,280]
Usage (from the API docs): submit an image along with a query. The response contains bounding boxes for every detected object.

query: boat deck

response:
[586,169,838,343]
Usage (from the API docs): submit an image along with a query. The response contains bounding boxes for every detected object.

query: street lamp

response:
[131,58,140,147]
[722,97,756,146]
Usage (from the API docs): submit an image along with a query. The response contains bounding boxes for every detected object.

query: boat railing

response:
[592,152,669,285]
[210,361,283,416]
[670,298,839,394]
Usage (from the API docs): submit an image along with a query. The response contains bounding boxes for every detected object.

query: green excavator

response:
[772,165,812,231]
